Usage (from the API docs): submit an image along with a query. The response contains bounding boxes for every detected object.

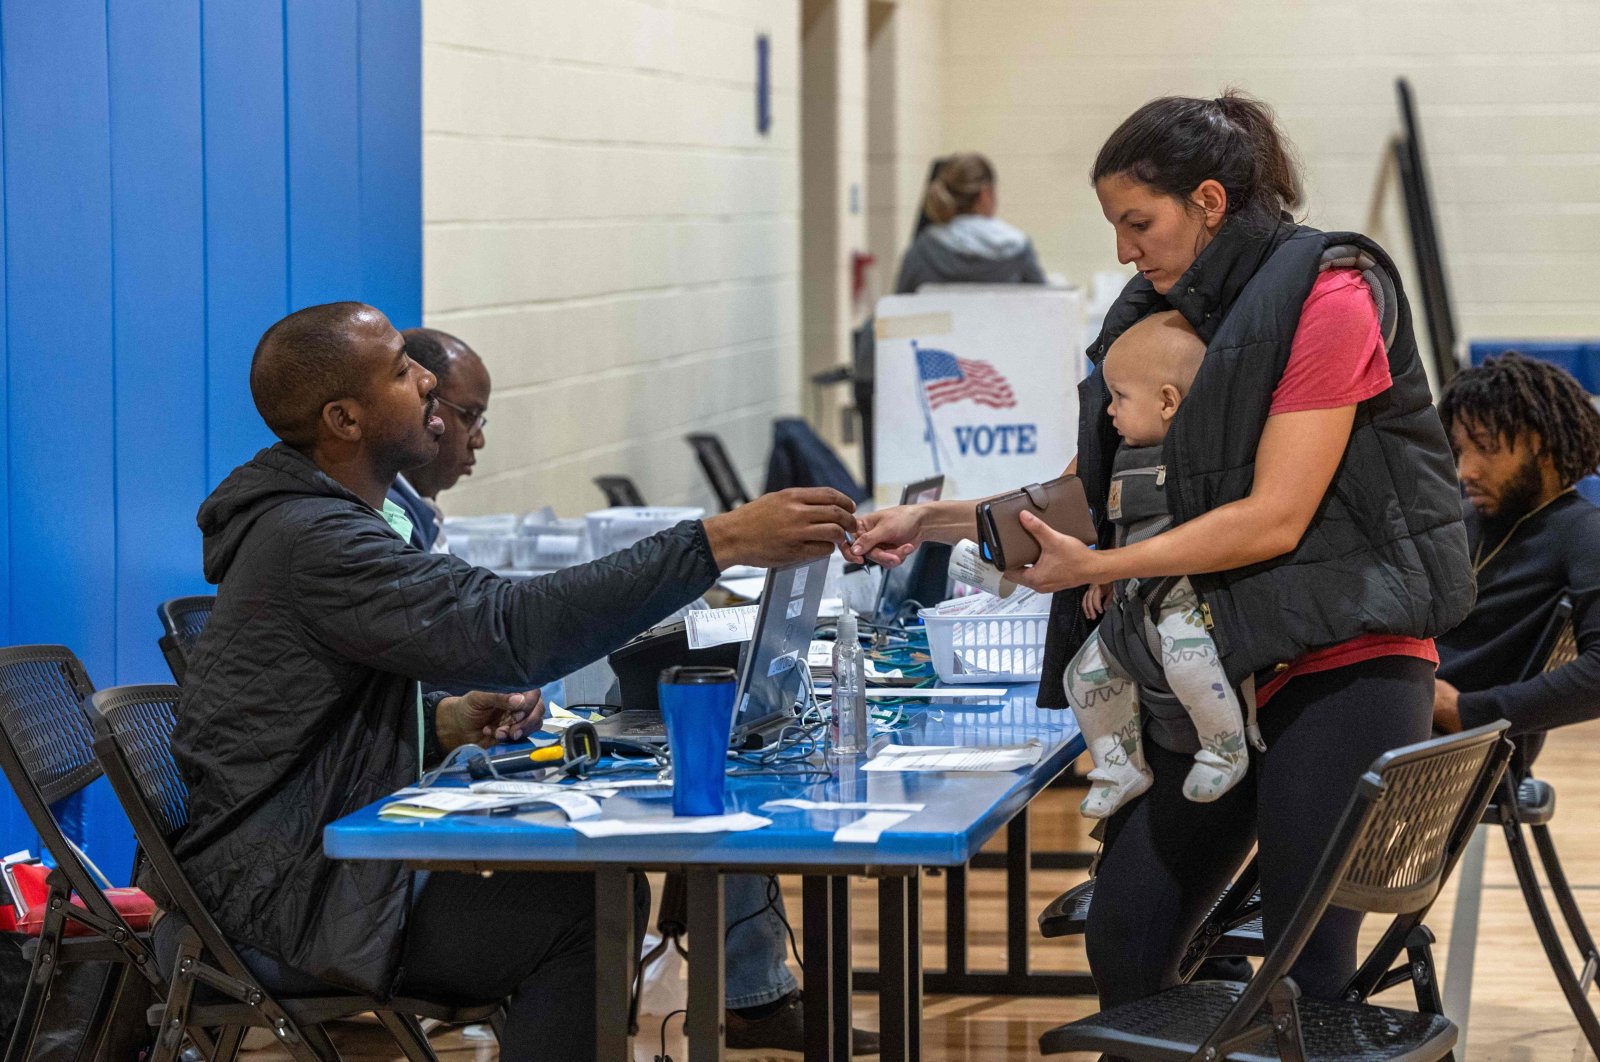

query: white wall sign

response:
[873,288,1084,500]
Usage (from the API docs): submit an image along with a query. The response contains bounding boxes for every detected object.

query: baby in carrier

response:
[1066,311,1251,819]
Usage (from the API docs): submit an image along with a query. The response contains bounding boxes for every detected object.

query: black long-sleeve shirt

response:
[1443,491,1600,735]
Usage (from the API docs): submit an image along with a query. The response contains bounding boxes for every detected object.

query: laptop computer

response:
[873,474,944,625]
[592,554,829,749]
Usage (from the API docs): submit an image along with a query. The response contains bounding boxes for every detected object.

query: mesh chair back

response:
[0,645,101,806]
[0,645,126,921]
[1210,723,1510,1047]
[156,596,215,686]
[686,433,751,511]
[91,685,189,838]
[1334,724,1510,914]
[90,684,256,979]
[594,475,647,508]
[1522,595,1577,680]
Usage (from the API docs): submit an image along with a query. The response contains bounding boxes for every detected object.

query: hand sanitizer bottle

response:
[831,609,869,754]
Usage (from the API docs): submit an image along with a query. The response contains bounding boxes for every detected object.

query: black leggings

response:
[1084,655,1434,1008]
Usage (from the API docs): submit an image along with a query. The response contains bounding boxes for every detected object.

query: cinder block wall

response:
[423,0,802,515]
[939,0,1600,351]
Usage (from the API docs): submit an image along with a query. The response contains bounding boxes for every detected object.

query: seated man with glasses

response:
[386,328,486,551]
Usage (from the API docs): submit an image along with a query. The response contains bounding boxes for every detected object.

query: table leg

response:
[944,863,968,976]
[908,873,922,1059]
[685,868,725,1062]
[1007,808,1030,980]
[830,876,852,1060]
[877,875,914,1062]
[594,868,635,1061]
[804,876,841,1062]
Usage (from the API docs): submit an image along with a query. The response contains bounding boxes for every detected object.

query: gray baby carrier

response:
[1096,443,1264,755]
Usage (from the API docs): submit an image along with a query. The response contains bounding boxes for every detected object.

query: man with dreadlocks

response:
[1434,351,1600,748]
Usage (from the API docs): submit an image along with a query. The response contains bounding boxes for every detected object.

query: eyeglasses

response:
[434,395,488,433]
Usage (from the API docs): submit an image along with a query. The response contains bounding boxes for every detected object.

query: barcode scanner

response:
[467,720,601,780]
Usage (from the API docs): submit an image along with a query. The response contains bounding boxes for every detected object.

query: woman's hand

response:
[1010,511,1108,593]
[843,505,922,567]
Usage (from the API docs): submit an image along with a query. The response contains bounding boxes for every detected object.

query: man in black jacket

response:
[172,302,858,1059]
[1433,352,1600,750]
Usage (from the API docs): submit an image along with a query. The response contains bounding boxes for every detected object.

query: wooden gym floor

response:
[245,717,1600,1060]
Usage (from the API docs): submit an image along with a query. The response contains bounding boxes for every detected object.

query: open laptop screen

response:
[731,554,829,744]
[874,475,945,624]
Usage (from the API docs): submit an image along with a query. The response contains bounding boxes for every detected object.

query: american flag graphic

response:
[915,346,1017,410]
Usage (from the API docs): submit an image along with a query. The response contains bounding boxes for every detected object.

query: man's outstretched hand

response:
[437,688,546,748]
[703,488,858,569]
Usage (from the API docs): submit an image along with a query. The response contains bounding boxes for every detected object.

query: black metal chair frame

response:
[156,596,216,686]
[1443,595,1600,1055]
[90,683,497,1062]
[592,475,647,508]
[1040,721,1512,1061]
[685,432,752,512]
[0,644,174,1062]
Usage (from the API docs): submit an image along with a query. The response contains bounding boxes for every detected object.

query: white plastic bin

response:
[924,600,1052,683]
[585,507,705,557]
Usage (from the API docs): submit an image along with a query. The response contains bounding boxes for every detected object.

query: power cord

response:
[722,874,803,969]
[655,1008,686,1062]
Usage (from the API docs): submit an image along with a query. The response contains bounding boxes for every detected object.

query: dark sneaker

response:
[724,990,880,1056]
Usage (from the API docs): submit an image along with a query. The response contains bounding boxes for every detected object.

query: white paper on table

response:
[834,811,913,844]
[378,790,574,820]
[685,605,759,648]
[762,799,925,813]
[467,783,604,820]
[571,812,772,838]
[861,740,1044,773]
[811,686,1010,700]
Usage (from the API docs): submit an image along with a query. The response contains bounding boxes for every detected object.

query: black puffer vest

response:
[1039,213,1473,707]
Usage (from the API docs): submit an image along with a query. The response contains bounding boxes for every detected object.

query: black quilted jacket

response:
[172,444,718,996]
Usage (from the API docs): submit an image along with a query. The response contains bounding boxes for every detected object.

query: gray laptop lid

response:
[731,554,829,744]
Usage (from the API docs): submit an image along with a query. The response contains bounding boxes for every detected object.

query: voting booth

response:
[872,287,1085,501]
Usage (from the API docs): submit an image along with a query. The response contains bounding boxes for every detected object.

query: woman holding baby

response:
[846,92,1472,1008]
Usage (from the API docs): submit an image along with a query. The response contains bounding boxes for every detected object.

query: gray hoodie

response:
[895,214,1046,294]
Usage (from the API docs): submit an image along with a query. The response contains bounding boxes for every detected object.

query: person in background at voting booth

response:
[385,327,487,552]
[1432,352,1600,747]
[894,152,1047,294]
[849,92,1473,1011]
[168,302,859,1060]
[389,328,878,1054]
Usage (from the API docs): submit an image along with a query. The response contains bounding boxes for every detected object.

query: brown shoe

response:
[724,990,880,1056]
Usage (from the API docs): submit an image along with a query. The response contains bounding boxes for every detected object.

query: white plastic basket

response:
[924,602,1052,683]
[585,506,705,557]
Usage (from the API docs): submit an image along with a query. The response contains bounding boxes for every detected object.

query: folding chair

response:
[685,432,751,511]
[0,645,167,1062]
[156,596,216,685]
[1040,721,1511,1061]
[593,475,647,508]
[1443,596,1600,1056]
[90,684,498,1062]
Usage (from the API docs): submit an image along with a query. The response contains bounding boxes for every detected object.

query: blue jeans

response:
[723,874,799,1008]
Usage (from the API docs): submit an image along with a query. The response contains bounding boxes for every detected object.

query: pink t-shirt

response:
[1268,269,1392,415]
[1255,269,1436,706]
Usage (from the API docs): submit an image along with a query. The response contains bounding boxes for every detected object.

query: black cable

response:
[655,1007,686,1062]
[721,875,803,970]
